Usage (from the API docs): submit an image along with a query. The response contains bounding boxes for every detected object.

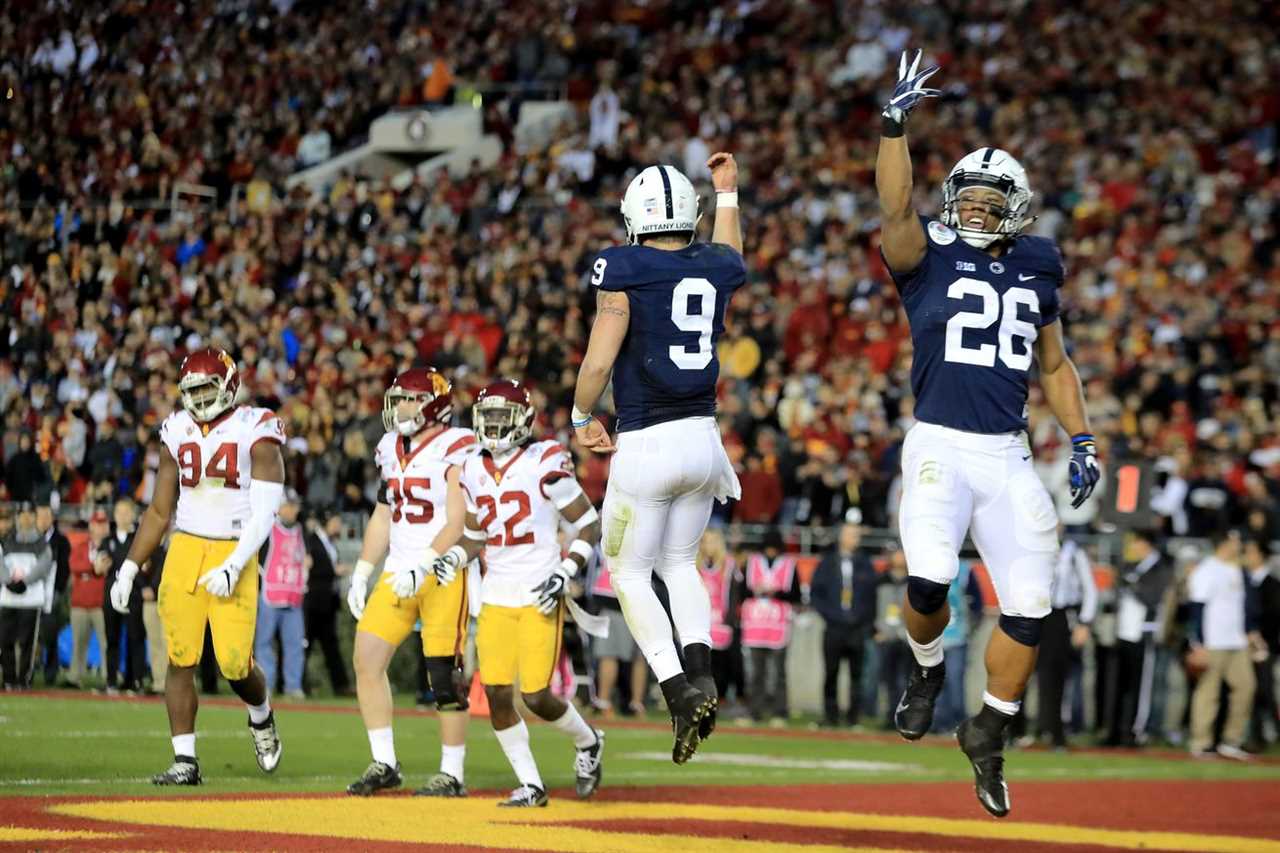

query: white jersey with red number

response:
[460,440,575,607]
[159,406,287,540]
[375,426,477,572]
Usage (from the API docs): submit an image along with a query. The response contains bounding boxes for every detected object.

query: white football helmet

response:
[620,165,702,244]
[940,148,1032,248]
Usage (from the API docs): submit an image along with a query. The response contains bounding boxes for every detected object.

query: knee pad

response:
[425,656,469,712]
[999,614,1043,647]
[907,576,950,616]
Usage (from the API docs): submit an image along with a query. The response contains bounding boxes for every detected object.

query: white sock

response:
[246,699,272,725]
[493,720,542,789]
[367,726,396,766]
[907,634,944,668]
[440,743,466,783]
[172,733,196,759]
[549,703,598,749]
[983,691,1021,716]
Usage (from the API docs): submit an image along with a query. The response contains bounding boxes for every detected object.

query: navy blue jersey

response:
[591,241,746,432]
[888,217,1065,434]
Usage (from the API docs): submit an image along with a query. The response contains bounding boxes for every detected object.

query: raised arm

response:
[877,50,941,274]
[706,152,742,254]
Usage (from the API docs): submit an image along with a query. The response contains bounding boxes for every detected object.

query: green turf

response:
[1,694,1277,798]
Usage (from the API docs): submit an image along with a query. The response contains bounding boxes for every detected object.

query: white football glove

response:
[532,562,573,616]
[110,559,140,614]
[430,545,467,587]
[199,559,244,598]
[347,559,374,620]
[386,549,437,599]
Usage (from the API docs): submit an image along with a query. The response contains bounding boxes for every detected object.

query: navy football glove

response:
[1068,433,1101,509]
[883,49,941,124]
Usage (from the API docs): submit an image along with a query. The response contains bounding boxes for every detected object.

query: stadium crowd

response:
[0,0,1278,751]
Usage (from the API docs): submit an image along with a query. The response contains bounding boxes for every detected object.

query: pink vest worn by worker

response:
[740,553,796,649]
[700,557,737,650]
[261,522,306,608]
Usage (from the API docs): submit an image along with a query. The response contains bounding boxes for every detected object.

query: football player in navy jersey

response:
[877,50,1100,817]
[572,154,746,765]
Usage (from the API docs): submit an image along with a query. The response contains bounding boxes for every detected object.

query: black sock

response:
[176,755,198,765]
[683,643,712,681]
[974,703,1014,739]
[659,673,690,707]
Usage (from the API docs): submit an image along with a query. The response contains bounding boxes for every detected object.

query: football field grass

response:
[2,691,1279,851]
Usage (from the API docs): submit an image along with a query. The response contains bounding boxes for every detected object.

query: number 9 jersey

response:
[590,241,746,433]
[374,426,478,571]
[159,405,287,539]
[889,216,1064,434]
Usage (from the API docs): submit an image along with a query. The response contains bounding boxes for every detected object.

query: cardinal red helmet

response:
[383,368,453,436]
[473,379,534,454]
[178,347,240,422]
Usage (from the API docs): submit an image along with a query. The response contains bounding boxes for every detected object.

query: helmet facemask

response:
[941,172,1032,249]
[473,397,531,454]
[179,372,234,422]
[382,388,434,436]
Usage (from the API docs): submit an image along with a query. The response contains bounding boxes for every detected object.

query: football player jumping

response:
[877,51,1100,817]
[109,347,286,785]
[429,379,605,807]
[572,154,746,764]
[344,368,478,797]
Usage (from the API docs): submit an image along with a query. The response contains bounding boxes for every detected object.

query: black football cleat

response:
[894,661,946,740]
[498,784,548,807]
[574,729,605,799]
[152,756,202,786]
[691,674,719,741]
[248,712,283,773]
[957,717,1011,817]
[346,761,402,796]
[413,771,467,797]
[669,683,716,765]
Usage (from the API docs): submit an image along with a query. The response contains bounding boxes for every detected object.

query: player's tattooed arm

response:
[573,290,630,415]
[125,450,178,570]
[1035,320,1091,437]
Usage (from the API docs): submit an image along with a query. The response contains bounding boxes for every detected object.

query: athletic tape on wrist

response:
[715,191,738,209]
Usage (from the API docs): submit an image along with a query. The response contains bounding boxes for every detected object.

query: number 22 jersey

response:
[888,217,1065,434]
[590,241,746,433]
[159,406,287,540]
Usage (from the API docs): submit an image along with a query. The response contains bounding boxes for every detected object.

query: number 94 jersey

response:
[590,241,746,433]
[159,406,287,540]
[890,217,1065,434]
[374,427,478,571]
[459,440,576,608]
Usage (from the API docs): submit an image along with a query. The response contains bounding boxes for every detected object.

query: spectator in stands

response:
[809,519,879,728]
[35,499,70,686]
[255,490,308,700]
[1245,538,1278,752]
[742,532,802,726]
[67,509,111,689]
[103,498,145,694]
[874,549,911,730]
[1110,529,1174,747]
[5,435,48,504]
[303,510,351,697]
[0,504,53,689]
[734,453,783,524]
[1187,531,1258,759]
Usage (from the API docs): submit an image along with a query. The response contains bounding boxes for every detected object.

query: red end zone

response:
[1,780,1278,852]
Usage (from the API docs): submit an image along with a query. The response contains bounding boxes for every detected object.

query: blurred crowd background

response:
[0,0,1277,752]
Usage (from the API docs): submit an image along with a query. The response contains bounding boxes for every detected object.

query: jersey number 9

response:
[669,277,717,370]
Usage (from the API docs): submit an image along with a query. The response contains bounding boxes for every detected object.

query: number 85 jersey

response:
[590,242,746,433]
[890,217,1064,434]
[375,427,478,571]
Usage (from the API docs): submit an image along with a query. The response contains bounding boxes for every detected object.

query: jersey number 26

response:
[944,278,1039,371]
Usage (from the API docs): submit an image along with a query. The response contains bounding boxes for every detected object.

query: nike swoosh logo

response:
[1018,274,1036,281]
[1021,454,1031,461]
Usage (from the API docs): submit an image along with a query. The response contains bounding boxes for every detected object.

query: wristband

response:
[353,559,374,582]
[715,191,738,209]
[881,114,904,138]
[571,406,593,429]
[1071,433,1096,447]
[444,545,468,566]
[567,538,595,565]
[560,557,580,578]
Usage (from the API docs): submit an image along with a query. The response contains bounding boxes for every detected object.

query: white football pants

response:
[898,421,1059,618]
[602,416,741,682]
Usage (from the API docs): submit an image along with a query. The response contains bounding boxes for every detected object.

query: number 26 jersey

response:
[888,217,1065,434]
[159,406,286,540]
[590,242,746,433]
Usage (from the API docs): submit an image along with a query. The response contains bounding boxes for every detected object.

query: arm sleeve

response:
[225,480,285,570]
